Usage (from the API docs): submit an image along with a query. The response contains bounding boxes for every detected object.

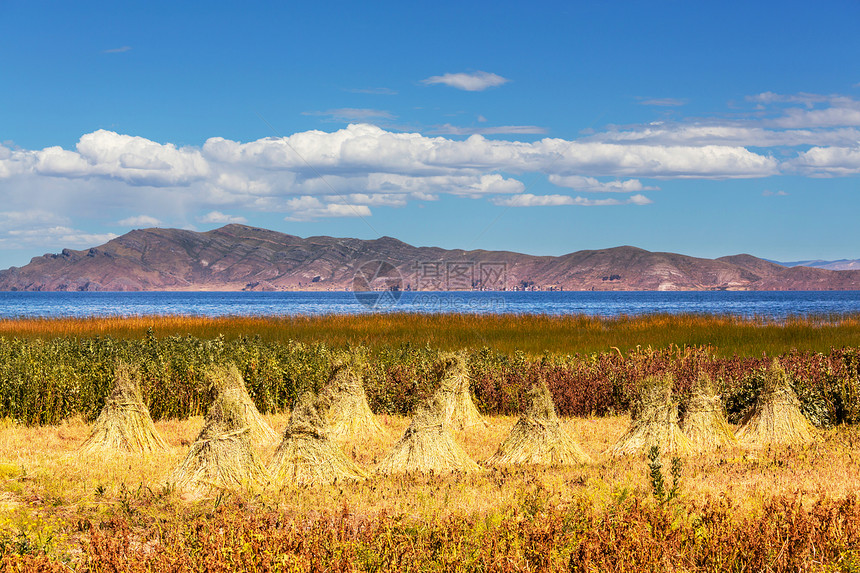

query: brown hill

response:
[1,224,859,292]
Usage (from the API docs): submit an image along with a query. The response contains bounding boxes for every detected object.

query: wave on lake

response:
[2,290,860,319]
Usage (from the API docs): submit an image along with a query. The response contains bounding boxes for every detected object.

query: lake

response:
[1,290,860,319]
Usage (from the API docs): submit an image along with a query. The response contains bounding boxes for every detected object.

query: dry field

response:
[4,412,860,571]
[3,313,860,570]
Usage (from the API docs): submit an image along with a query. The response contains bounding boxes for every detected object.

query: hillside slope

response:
[1,224,859,291]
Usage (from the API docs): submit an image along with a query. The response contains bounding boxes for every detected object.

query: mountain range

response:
[771,259,860,271]
[1,224,859,292]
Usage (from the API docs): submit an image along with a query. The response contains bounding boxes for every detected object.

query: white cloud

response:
[338,193,409,207]
[6,227,118,245]
[283,196,372,221]
[540,140,778,178]
[35,146,91,177]
[788,146,860,176]
[102,46,132,54]
[199,124,778,179]
[588,122,860,148]
[421,71,509,91]
[592,93,860,148]
[492,193,652,207]
[117,215,162,227]
[0,211,120,251]
[744,93,860,129]
[0,124,782,242]
[548,175,658,193]
[627,194,654,205]
[0,130,211,186]
[198,211,248,224]
[364,172,524,197]
[762,190,789,197]
[0,225,117,250]
[5,100,858,249]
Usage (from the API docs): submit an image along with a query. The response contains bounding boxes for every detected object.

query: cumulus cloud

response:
[422,71,509,91]
[0,123,787,244]
[198,124,778,179]
[197,211,248,224]
[492,193,652,207]
[5,98,858,251]
[548,175,658,193]
[789,146,860,176]
[117,215,162,227]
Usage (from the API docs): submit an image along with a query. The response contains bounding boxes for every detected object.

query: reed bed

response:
[1,333,859,429]
[3,312,860,356]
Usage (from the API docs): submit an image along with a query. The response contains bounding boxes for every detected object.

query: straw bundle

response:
[736,359,816,447]
[204,364,279,446]
[680,372,738,451]
[80,363,169,454]
[317,359,385,443]
[606,373,694,457]
[487,381,591,465]
[376,395,481,474]
[168,390,269,494]
[432,352,486,431]
[269,392,368,486]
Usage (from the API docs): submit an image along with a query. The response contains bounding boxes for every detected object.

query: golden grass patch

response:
[3,312,860,356]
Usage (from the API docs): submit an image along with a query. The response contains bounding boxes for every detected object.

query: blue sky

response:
[1,0,859,269]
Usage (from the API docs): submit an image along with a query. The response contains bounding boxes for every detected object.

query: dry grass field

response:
[4,412,860,570]
[3,313,860,570]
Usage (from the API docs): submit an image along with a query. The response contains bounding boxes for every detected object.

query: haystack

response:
[204,364,279,446]
[168,390,269,494]
[680,372,738,451]
[487,381,591,465]
[432,352,486,431]
[606,373,694,457]
[269,392,368,486]
[79,363,169,454]
[317,359,385,443]
[736,359,816,447]
[376,395,481,474]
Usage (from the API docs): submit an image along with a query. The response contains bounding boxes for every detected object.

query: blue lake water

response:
[1,290,860,319]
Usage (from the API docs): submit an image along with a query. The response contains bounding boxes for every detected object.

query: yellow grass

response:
[3,411,860,551]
